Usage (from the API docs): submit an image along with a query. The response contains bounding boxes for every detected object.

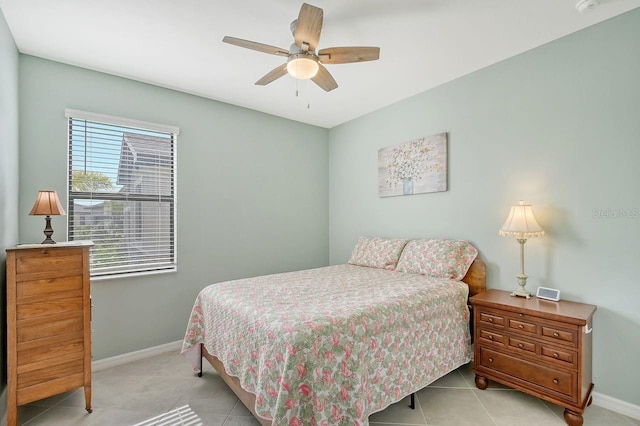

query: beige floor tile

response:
[59,374,197,413]
[17,405,49,425]
[456,362,478,389]
[223,416,263,425]
[175,372,239,416]
[417,387,494,426]
[21,406,159,426]
[368,395,426,424]
[428,368,470,389]
[582,405,640,426]
[96,351,196,379]
[229,400,255,417]
[473,388,564,426]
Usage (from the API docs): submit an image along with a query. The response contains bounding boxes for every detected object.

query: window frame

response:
[65,109,179,280]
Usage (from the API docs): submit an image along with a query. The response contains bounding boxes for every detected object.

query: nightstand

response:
[471,289,596,426]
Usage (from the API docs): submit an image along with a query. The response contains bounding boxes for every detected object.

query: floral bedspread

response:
[181,264,471,425]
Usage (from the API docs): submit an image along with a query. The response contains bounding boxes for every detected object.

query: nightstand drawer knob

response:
[553,352,559,358]
[488,358,494,363]
[553,379,559,384]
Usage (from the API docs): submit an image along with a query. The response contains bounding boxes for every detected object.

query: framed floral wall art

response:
[378,133,447,197]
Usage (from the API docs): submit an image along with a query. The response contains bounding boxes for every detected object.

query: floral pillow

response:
[348,237,409,270]
[396,239,478,280]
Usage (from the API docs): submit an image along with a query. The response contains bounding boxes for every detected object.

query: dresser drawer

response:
[508,318,536,334]
[541,325,577,347]
[508,336,536,354]
[479,347,576,400]
[16,250,83,275]
[541,345,576,368]
[478,310,505,327]
[18,359,84,389]
[479,328,505,346]
[17,311,83,343]
[16,297,83,320]
[16,276,83,304]
[17,332,84,366]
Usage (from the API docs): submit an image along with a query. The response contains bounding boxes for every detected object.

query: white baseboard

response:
[90,341,640,422]
[91,340,182,372]
[593,391,640,421]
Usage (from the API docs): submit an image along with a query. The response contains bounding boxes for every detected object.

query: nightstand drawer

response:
[479,311,505,327]
[541,326,577,347]
[479,329,505,346]
[508,336,535,354]
[541,345,576,367]
[508,319,536,334]
[479,348,576,399]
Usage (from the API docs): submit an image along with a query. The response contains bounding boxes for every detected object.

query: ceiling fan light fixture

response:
[287,54,319,80]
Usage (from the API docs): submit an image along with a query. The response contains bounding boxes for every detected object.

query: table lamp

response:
[499,200,545,298]
[29,190,66,244]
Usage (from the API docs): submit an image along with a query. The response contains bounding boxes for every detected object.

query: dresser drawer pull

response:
[489,358,493,363]
[553,332,559,337]
[489,335,494,340]
[553,379,559,384]
[489,318,494,323]
[518,324,524,329]
[518,343,524,348]
[553,352,559,358]
[519,313,524,317]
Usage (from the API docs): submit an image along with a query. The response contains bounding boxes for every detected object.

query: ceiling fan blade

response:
[294,3,323,52]
[223,36,289,57]
[311,63,338,92]
[317,46,380,64]
[255,64,288,86]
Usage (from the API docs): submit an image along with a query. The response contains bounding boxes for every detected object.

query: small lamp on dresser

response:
[29,189,66,244]
[499,200,545,298]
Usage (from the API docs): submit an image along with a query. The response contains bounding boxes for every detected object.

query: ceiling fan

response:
[223,3,380,92]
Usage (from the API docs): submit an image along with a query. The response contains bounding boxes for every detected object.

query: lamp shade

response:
[499,200,544,239]
[287,55,319,80]
[29,190,66,216]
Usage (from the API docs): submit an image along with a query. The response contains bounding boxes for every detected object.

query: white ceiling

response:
[1,1,639,128]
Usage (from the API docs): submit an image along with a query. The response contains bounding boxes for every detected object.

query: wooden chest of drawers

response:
[471,289,596,426]
[6,241,93,426]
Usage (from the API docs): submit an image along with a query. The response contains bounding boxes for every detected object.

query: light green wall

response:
[18,56,329,360]
[328,9,640,406]
[0,8,20,426]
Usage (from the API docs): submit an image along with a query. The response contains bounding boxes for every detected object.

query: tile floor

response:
[16,351,640,426]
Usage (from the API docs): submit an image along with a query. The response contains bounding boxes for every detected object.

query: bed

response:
[182,238,486,426]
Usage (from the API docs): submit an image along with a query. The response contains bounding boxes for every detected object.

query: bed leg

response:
[410,392,415,409]
[198,343,203,377]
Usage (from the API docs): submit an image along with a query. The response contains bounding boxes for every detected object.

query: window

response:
[66,109,179,278]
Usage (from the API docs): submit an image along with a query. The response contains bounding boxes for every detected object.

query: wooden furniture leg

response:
[564,409,584,426]
[85,385,92,413]
[7,395,17,426]
[474,375,489,390]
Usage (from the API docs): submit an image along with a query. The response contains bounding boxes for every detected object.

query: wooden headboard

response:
[461,258,486,298]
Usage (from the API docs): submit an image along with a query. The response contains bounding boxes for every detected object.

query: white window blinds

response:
[66,109,178,278]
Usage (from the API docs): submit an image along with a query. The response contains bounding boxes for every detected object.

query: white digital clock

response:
[536,286,561,301]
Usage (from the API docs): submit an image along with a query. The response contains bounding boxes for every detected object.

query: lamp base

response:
[510,274,531,299]
[41,215,57,244]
